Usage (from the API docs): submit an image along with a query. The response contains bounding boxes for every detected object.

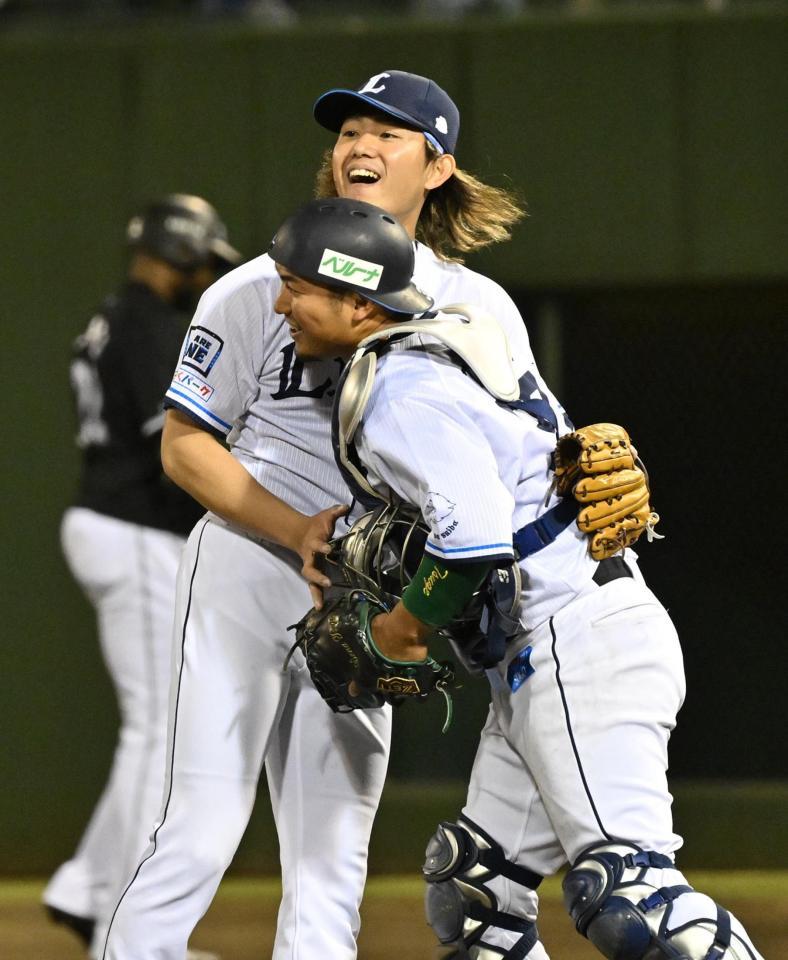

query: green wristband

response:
[401,554,491,628]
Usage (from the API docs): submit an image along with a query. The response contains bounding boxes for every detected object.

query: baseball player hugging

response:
[97,68,761,960]
[268,196,765,960]
[100,69,549,960]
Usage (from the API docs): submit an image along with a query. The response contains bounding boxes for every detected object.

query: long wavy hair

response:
[313,142,526,263]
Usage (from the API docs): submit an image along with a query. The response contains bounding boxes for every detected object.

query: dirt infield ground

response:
[4,872,785,959]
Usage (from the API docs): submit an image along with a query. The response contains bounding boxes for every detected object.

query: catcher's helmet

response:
[330,501,429,600]
[268,198,433,316]
[126,194,242,272]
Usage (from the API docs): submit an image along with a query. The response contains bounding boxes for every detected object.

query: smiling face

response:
[331,114,455,238]
[274,265,390,360]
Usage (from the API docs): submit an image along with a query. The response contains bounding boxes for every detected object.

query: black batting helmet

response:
[268,198,433,316]
[126,194,242,272]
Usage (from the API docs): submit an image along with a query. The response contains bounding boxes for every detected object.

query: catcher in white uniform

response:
[100,71,553,960]
[267,197,765,960]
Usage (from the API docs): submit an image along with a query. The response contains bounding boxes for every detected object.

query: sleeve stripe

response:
[165,387,232,431]
[163,397,227,440]
[426,540,513,555]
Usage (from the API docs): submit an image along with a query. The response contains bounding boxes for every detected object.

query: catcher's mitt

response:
[553,423,662,561]
[289,589,455,728]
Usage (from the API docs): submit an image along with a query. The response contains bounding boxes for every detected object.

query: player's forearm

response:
[372,555,492,662]
[161,409,308,551]
[401,555,491,626]
[370,602,434,663]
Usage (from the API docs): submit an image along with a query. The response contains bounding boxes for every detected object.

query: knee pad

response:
[563,841,755,960]
[423,817,542,959]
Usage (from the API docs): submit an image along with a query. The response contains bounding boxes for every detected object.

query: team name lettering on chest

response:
[271,342,340,401]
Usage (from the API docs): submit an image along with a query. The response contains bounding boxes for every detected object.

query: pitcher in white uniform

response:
[101,71,541,960]
[266,196,765,960]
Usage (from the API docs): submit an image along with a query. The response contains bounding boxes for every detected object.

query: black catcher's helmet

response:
[329,501,429,601]
[126,194,242,273]
[268,198,433,315]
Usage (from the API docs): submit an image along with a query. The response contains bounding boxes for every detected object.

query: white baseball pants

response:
[461,575,762,959]
[44,507,186,935]
[101,515,392,960]
[465,575,686,873]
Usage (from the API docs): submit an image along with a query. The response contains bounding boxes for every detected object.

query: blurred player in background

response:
[44,194,241,960]
[100,71,537,960]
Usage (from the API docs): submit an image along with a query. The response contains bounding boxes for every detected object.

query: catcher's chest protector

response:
[333,304,521,505]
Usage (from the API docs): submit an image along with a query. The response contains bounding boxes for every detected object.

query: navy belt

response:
[592,555,633,586]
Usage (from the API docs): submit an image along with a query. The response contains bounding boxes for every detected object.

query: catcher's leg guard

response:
[423,817,543,959]
[563,841,762,960]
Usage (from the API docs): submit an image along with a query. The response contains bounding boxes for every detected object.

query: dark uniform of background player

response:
[43,195,241,959]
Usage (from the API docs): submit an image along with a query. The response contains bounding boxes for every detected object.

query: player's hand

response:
[369,609,430,663]
[297,504,350,609]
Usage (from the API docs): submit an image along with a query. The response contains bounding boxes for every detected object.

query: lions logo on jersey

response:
[424,492,456,525]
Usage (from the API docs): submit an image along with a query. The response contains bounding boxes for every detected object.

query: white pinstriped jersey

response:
[352,335,600,631]
[412,243,533,378]
[164,244,535,521]
[165,253,348,519]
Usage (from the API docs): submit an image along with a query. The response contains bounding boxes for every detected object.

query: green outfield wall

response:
[1,7,786,292]
[1,7,786,872]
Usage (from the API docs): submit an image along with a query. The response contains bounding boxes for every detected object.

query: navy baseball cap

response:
[314,70,460,156]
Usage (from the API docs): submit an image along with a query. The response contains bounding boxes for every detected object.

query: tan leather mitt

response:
[553,423,661,560]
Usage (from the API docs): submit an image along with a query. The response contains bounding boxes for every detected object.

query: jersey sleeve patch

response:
[423,492,514,563]
[180,325,224,375]
[173,367,215,401]
[424,491,456,525]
